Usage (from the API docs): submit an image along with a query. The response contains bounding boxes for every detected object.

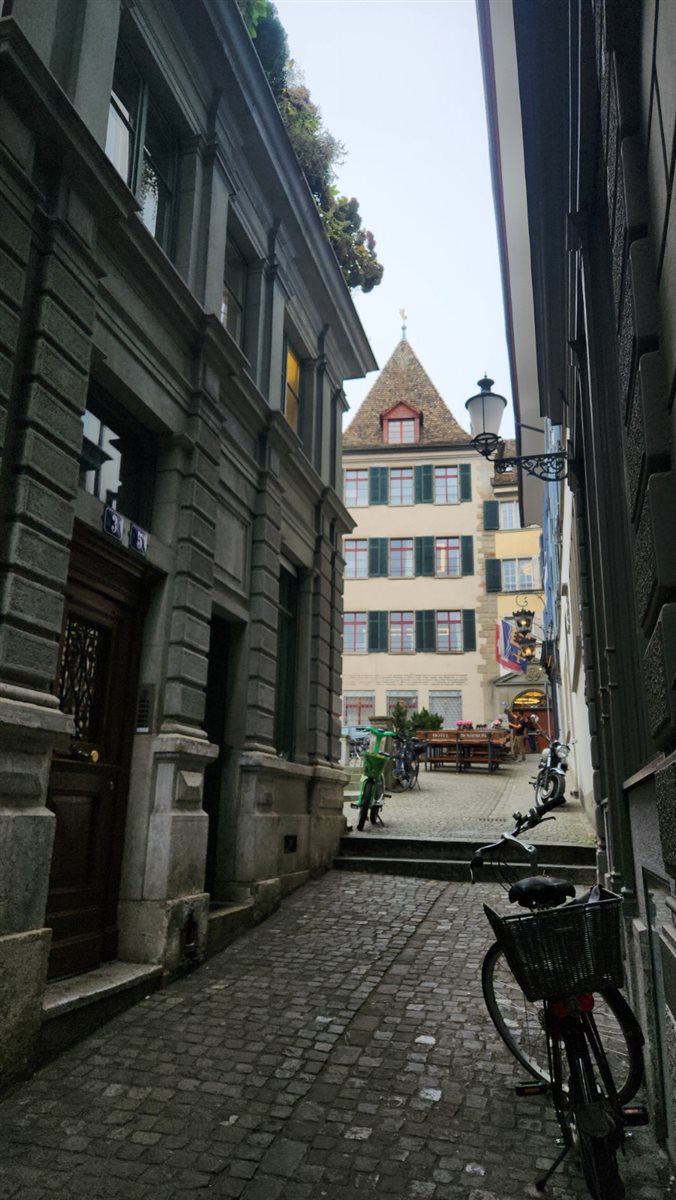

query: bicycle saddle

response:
[508,876,576,909]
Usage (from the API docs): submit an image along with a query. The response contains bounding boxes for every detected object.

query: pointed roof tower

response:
[344,340,471,449]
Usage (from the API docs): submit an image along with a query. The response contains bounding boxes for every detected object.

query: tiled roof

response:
[343,340,471,449]
[493,438,518,483]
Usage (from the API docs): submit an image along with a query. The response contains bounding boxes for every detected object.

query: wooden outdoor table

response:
[419,730,511,772]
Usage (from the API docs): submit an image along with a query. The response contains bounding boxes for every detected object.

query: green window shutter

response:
[414,464,434,503]
[414,536,435,577]
[459,463,472,501]
[485,559,502,592]
[462,609,476,652]
[461,535,474,576]
[368,611,388,652]
[368,537,388,577]
[369,466,388,504]
[483,500,499,530]
[416,610,436,652]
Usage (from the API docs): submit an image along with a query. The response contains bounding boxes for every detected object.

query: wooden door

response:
[46,525,147,979]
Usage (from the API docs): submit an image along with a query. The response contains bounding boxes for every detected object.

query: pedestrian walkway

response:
[0,873,667,1200]
[344,756,596,846]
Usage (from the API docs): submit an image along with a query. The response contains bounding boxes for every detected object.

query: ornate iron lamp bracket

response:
[492,451,569,481]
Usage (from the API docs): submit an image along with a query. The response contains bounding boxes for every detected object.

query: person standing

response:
[507,709,527,761]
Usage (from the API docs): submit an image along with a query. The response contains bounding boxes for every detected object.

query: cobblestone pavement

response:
[0,873,669,1200]
[343,757,596,847]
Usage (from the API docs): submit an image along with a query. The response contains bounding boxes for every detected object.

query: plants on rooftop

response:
[237,0,383,293]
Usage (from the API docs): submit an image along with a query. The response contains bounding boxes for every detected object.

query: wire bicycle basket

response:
[484,894,624,1002]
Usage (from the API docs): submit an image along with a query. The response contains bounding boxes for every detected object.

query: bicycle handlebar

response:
[470,791,567,878]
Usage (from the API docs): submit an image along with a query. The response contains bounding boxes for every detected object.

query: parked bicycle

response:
[532,725,571,804]
[392,734,427,791]
[471,794,647,1200]
[350,726,392,830]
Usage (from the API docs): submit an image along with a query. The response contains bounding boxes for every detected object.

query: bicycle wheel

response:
[563,1021,625,1200]
[369,779,385,823]
[356,780,373,831]
[482,943,643,1103]
[397,764,414,791]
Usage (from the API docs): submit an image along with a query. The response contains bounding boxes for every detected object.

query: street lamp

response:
[465,376,569,481]
[517,634,537,662]
[512,607,535,633]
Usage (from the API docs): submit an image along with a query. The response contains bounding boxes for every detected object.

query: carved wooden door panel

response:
[46,525,146,980]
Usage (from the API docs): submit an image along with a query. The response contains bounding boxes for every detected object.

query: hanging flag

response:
[495,618,528,672]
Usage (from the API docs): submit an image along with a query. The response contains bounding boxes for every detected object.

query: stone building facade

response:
[341,340,543,730]
[479,0,676,1162]
[0,0,375,1084]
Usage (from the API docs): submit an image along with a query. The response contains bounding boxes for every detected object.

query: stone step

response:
[333,856,598,886]
[338,835,596,866]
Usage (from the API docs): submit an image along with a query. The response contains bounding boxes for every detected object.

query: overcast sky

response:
[274,0,513,436]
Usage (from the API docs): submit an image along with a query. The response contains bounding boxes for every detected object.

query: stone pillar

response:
[162,389,219,733]
[292,571,313,765]
[0,702,65,1084]
[118,371,221,971]
[118,733,217,973]
[328,528,344,766]
[243,436,283,754]
[308,506,334,764]
[0,105,99,1079]
[260,226,286,412]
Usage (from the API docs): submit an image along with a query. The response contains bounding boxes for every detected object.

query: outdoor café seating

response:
[418,727,511,772]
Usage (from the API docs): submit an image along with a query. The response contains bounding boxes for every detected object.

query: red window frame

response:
[434,466,459,504]
[386,418,416,445]
[344,469,369,506]
[344,539,368,578]
[390,467,413,505]
[435,537,461,577]
[344,611,367,653]
[390,538,413,577]
[389,610,415,653]
[345,694,375,726]
[436,610,462,653]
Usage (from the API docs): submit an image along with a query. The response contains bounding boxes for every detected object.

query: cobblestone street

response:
[343,757,596,846]
[0,872,668,1200]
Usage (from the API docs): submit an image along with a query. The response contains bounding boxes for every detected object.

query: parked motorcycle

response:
[532,728,571,804]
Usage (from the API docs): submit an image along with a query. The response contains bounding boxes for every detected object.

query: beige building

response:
[340,342,545,731]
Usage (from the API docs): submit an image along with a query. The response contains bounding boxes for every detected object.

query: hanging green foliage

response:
[236,0,383,293]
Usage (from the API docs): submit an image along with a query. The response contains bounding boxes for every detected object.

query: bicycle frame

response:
[353,726,392,826]
[472,809,647,1199]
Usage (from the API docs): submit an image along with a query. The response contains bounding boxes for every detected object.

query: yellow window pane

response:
[286,347,300,392]
[286,388,298,433]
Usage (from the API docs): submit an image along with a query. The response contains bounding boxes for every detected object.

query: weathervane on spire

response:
[399,308,408,341]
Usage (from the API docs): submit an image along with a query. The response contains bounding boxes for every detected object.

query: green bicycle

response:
[351,726,392,831]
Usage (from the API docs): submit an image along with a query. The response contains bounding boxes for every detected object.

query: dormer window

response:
[381,402,421,445]
[387,418,416,444]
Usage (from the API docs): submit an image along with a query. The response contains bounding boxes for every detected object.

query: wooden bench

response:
[419,729,511,772]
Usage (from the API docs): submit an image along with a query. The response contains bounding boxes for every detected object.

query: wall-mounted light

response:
[465,376,569,481]
[512,608,535,633]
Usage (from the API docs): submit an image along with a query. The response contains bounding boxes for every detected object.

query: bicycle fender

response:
[574,1100,617,1139]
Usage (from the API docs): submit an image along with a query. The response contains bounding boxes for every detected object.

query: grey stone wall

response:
[0,0,374,1085]
[591,0,676,1159]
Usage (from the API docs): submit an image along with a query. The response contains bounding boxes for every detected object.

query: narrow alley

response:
[0,871,668,1200]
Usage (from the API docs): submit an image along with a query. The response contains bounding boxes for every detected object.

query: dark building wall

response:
[0,0,374,1086]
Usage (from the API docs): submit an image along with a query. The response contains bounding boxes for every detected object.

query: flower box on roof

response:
[380,401,422,445]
